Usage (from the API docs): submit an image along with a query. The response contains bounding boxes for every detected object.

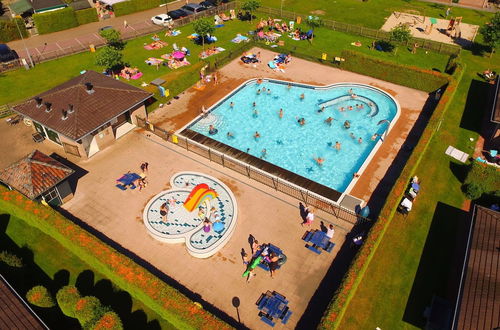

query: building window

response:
[42,187,61,206]
[45,127,61,145]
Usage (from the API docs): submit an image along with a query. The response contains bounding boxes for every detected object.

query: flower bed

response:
[0,189,230,330]
[319,64,464,329]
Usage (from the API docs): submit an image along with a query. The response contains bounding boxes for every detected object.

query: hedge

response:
[26,285,55,308]
[75,8,99,25]
[56,285,81,318]
[0,189,230,330]
[319,64,465,329]
[92,311,123,330]
[33,7,78,34]
[113,0,160,17]
[0,250,23,267]
[0,18,28,43]
[75,296,104,325]
[339,50,449,92]
[463,161,500,199]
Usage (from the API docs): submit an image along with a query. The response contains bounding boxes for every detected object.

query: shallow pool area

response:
[185,80,400,194]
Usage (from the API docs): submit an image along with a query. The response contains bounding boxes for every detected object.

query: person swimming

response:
[300,93,305,100]
[230,102,234,108]
[358,137,363,144]
[348,106,353,111]
[297,117,306,126]
[339,107,345,112]
[279,108,283,118]
[260,148,267,159]
[344,120,351,129]
[371,133,379,141]
[252,101,256,107]
[267,89,271,95]
[254,131,261,139]
[350,132,356,139]
[257,89,261,95]
[287,83,292,90]
[314,156,324,166]
[227,131,234,138]
[335,141,341,150]
[208,125,218,135]
[253,109,259,118]
[325,117,334,125]
[317,106,325,113]
[348,88,353,95]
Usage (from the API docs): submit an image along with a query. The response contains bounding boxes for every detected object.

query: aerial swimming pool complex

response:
[181,79,400,198]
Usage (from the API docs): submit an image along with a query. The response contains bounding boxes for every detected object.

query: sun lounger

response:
[445,146,469,163]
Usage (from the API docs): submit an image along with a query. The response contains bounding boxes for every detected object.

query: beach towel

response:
[145,57,164,65]
[445,146,469,163]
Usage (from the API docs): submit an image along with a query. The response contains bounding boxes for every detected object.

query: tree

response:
[26,286,55,308]
[390,24,412,55]
[99,28,125,50]
[305,16,322,43]
[241,0,260,23]
[193,18,215,50]
[479,12,500,57]
[56,285,81,318]
[95,46,123,70]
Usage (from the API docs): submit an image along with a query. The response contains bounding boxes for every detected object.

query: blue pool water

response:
[188,80,399,192]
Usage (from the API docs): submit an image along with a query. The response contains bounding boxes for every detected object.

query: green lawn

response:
[0,212,175,329]
[263,0,494,29]
[0,13,452,106]
[337,49,500,329]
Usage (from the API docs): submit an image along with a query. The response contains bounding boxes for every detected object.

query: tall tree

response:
[241,0,260,24]
[193,18,215,50]
[390,24,412,55]
[99,28,125,50]
[305,16,322,44]
[479,12,500,57]
[95,46,123,70]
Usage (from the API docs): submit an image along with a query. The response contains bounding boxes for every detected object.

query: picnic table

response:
[256,290,292,327]
[116,172,141,190]
[303,230,335,254]
[255,243,286,271]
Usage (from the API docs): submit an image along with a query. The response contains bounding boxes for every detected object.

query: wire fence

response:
[253,5,461,56]
[136,116,369,225]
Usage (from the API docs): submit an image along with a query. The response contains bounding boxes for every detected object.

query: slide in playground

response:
[183,183,218,212]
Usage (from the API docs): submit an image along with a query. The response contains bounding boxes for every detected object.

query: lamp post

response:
[280,0,284,17]
[13,17,34,68]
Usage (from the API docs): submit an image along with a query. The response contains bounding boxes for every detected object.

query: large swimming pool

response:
[185,79,400,193]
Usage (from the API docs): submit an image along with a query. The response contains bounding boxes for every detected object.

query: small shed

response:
[0,150,74,206]
[30,0,67,13]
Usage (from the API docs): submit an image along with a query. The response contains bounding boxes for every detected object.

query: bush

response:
[113,0,160,17]
[464,183,483,200]
[26,286,55,308]
[0,18,28,43]
[463,161,500,199]
[91,311,123,330]
[75,8,98,25]
[0,250,23,267]
[445,54,460,75]
[33,7,78,34]
[75,296,104,325]
[374,40,395,52]
[56,285,81,318]
[340,50,449,92]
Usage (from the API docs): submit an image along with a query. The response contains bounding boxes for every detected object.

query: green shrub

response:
[0,18,28,43]
[0,250,23,267]
[75,296,104,325]
[445,54,460,75]
[75,8,98,25]
[464,183,483,200]
[33,7,78,34]
[340,50,449,92]
[56,285,81,317]
[374,40,395,52]
[463,161,500,199]
[113,0,160,17]
[91,311,123,330]
[26,286,55,308]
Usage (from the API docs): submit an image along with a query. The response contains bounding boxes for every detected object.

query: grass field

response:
[0,212,175,329]
[263,0,494,29]
[336,48,499,329]
[0,14,451,106]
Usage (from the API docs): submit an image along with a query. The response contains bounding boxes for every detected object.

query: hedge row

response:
[0,189,231,330]
[319,64,465,329]
[113,0,160,17]
[463,161,500,199]
[339,50,449,92]
[0,18,28,43]
[75,8,99,25]
[33,7,97,34]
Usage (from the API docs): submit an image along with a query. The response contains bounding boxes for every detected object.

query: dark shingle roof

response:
[13,71,152,141]
[454,205,500,330]
[31,0,66,11]
[0,275,48,330]
[0,150,74,199]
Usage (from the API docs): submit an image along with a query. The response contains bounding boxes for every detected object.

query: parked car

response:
[180,4,206,15]
[0,44,19,63]
[199,1,215,9]
[151,14,173,26]
[167,9,188,20]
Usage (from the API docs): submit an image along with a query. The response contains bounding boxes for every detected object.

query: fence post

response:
[246,165,250,177]
[185,137,189,151]
[439,43,442,54]
[208,148,211,162]
[221,154,225,167]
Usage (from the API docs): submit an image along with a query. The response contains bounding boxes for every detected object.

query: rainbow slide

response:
[183,183,218,212]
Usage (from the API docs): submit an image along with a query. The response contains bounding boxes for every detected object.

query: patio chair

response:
[445,145,469,163]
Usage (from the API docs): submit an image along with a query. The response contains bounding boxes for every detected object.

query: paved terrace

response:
[60,130,353,329]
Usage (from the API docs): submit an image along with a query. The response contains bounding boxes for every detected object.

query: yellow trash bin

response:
[321,53,327,60]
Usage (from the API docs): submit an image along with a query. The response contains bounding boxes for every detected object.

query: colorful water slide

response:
[183,183,218,212]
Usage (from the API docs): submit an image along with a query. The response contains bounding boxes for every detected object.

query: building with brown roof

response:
[0,150,74,205]
[488,76,500,149]
[452,205,500,330]
[12,70,153,159]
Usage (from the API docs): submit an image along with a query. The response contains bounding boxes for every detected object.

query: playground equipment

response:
[183,183,218,212]
[447,17,462,39]
[242,256,263,277]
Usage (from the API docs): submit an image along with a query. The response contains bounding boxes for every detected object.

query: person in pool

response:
[260,148,267,159]
[253,101,256,107]
[297,117,306,126]
[348,106,353,111]
[325,117,334,125]
[287,83,292,90]
[314,156,325,166]
[253,109,259,118]
[350,132,356,139]
[209,125,218,135]
[335,141,341,150]
[279,108,284,118]
[371,133,379,141]
[230,102,234,108]
[317,106,325,113]
[339,107,345,112]
[358,137,363,144]
[254,131,261,139]
[344,120,351,129]
[227,131,234,138]
[300,93,305,100]
[257,89,261,95]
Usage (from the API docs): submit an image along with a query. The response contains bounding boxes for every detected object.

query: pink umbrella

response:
[172,51,185,60]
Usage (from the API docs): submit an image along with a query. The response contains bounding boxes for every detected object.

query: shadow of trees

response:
[459,79,492,134]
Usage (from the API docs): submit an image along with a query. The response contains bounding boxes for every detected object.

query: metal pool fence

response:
[136,116,369,225]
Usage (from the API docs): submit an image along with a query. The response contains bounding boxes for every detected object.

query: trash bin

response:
[89,44,95,53]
